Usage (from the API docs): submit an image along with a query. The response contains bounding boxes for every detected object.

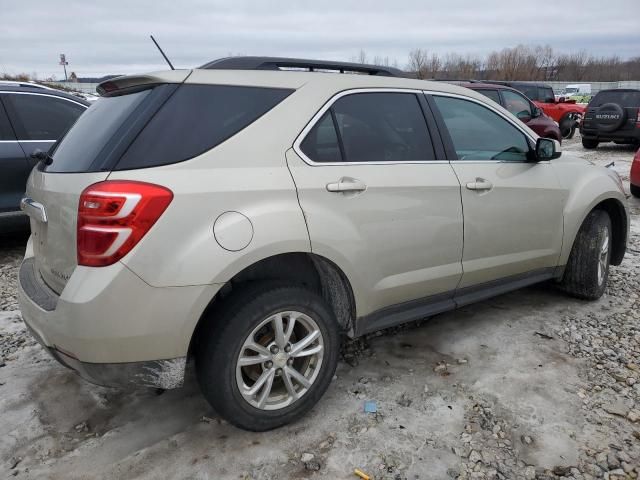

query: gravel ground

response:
[0,134,639,480]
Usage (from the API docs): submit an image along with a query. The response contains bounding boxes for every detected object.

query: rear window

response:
[590,90,640,107]
[48,89,152,172]
[115,84,293,170]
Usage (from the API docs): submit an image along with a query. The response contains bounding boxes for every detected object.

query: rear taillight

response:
[77,181,173,267]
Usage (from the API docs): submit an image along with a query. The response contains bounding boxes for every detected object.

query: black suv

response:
[580,89,640,149]
[0,85,88,231]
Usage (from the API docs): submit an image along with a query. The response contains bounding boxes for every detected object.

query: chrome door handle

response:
[465,178,493,191]
[326,177,367,193]
[20,197,47,223]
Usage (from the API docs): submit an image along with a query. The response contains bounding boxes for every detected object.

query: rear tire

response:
[631,183,640,198]
[560,209,612,300]
[582,138,599,149]
[560,116,577,139]
[196,282,340,431]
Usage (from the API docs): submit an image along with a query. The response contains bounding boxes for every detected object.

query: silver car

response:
[18,57,628,431]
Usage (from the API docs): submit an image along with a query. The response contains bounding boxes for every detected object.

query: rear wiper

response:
[30,149,54,166]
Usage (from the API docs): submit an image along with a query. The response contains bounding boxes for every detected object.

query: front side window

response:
[502,90,533,120]
[539,87,555,103]
[300,92,435,163]
[433,95,531,162]
[2,93,85,140]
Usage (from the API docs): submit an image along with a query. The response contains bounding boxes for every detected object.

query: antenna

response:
[150,35,175,70]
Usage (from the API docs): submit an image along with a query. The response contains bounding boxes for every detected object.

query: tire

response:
[196,282,340,431]
[631,183,640,198]
[560,209,612,300]
[582,138,599,149]
[560,116,577,139]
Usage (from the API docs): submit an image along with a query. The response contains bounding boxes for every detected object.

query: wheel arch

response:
[188,252,357,358]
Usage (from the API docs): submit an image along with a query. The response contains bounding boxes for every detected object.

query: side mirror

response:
[532,107,543,118]
[558,97,565,103]
[535,138,561,161]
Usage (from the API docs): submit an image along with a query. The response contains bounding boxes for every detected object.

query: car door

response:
[428,93,566,294]
[0,97,29,214]
[287,90,464,323]
[1,92,86,169]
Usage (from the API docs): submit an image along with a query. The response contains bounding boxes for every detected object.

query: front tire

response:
[560,209,612,300]
[196,282,340,431]
[582,138,599,149]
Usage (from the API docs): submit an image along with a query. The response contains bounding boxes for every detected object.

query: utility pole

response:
[59,54,69,82]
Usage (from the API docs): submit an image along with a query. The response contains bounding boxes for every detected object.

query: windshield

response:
[46,89,152,172]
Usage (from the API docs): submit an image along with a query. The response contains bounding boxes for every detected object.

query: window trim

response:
[293,88,448,166]
[424,90,541,164]
[0,91,87,141]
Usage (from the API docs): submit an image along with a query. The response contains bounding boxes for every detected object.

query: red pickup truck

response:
[485,82,585,138]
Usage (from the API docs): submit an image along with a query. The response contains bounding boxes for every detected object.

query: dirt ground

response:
[1,134,639,480]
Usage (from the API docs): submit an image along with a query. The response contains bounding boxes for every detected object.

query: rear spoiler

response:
[97,70,191,96]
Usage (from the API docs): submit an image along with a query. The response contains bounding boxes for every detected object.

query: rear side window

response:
[300,92,435,163]
[49,89,151,172]
[517,84,538,101]
[476,89,501,104]
[300,112,342,162]
[0,101,16,140]
[2,93,85,140]
[591,90,640,107]
[116,85,293,170]
[539,87,555,102]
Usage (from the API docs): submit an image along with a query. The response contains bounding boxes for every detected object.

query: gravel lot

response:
[1,135,639,480]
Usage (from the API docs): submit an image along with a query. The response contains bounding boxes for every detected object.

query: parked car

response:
[18,57,628,431]
[455,82,561,142]
[1,85,88,231]
[486,81,585,139]
[631,148,640,197]
[580,89,640,149]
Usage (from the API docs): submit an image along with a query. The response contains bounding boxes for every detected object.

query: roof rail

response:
[199,56,406,77]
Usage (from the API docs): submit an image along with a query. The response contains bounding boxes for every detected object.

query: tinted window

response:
[591,90,640,107]
[329,92,435,162]
[502,90,532,119]
[433,96,530,162]
[517,84,539,101]
[0,101,16,140]
[48,89,152,173]
[539,87,555,102]
[116,85,293,170]
[300,111,342,162]
[476,89,501,104]
[3,93,85,140]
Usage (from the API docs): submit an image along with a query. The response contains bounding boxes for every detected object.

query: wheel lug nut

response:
[276,368,283,375]
[287,358,294,366]
[284,344,291,353]
[265,361,273,369]
[270,346,279,354]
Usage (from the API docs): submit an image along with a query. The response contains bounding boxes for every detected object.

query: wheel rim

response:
[598,229,610,286]
[235,311,324,410]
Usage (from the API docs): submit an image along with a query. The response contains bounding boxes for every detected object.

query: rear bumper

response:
[18,241,221,388]
[580,127,640,143]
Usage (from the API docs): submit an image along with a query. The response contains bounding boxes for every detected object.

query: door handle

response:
[465,178,493,192]
[326,177,367,193]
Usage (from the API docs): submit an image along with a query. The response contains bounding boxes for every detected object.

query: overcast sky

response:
[1,0,638,79]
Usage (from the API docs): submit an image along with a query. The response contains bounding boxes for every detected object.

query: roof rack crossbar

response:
[199,56,406,77]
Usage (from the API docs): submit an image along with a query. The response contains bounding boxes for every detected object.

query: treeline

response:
[351,45,640,82]
[405,45,640,81]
